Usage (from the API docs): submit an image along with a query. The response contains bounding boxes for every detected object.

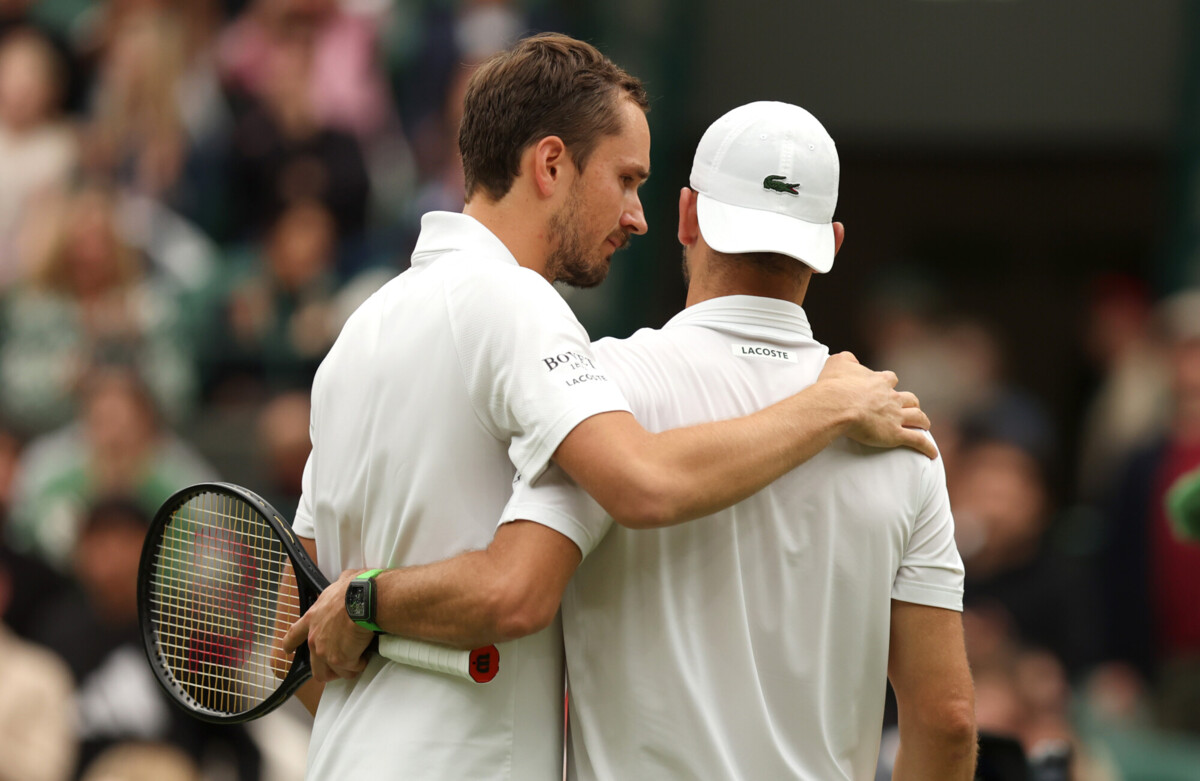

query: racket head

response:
[138,482,328,723]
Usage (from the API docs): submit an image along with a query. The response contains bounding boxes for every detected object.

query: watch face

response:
[346,582,369,620]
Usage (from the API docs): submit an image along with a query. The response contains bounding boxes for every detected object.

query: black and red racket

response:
[137,482,499,724]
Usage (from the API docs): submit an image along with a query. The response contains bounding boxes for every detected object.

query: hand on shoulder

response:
[818,352,938,459]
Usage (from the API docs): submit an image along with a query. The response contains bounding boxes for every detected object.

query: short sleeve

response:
[892,451,965,611]
[499,463,613,558]
[447,261,631,482]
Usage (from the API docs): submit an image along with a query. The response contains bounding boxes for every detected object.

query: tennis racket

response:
[138,482,499,724]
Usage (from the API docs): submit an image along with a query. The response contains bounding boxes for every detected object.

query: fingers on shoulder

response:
[905,429,939,460]
[900,406,931,431]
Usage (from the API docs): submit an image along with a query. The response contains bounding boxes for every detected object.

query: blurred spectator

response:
[31,497,259,779]
[454,0,526,63]
[255,390,310,518]
[0,183,197,433]
[227,26,369,242]
[405,0,528,184]
[408,61,472,222]
[390,0,527,145]
[81,2,233,238]
[960,606,1123,780]
[0,420,18,518]
[7,366,215,569]
[970,643,1116,781]
[79,743,200,781]
[1101,287,1200,734]
[0,418,67,639]
[84,10,188,199]
[867,306,1055,477]
[0,0,85,112]
[1075,274,1171,505]
[0,26,79,287]
[402,2,527,233]
[954,437,1103,676]
[0,541,77,781]
[201,201,372,398]
[218,0,393,141]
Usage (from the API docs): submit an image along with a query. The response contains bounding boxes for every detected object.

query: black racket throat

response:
[137,482,322,724]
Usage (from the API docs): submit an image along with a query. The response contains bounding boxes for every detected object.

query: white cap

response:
[689,101,840,273]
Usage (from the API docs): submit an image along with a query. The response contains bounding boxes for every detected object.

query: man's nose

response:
[622,196,647,235]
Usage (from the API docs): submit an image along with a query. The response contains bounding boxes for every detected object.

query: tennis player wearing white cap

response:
[542,100,977,780]
[296,100,975,779]
[497,101,976,780]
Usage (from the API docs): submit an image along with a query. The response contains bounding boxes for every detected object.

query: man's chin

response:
[556,262,610,290]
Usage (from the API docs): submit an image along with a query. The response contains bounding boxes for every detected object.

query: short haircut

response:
[459,32,649,202]
[713,250,809,278]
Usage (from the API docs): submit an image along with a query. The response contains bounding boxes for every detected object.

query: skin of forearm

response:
[891,712,978,781]
[566,380,856,529]
[371,552,533,650]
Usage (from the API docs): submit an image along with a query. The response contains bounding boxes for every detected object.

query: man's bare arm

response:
[888,600,977,781]
[556,352,934,529]
[284,523,579,682]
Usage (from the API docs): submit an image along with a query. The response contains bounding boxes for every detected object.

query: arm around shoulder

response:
[552,353,934,529]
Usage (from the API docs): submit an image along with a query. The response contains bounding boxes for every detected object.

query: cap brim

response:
[696,193,835,273]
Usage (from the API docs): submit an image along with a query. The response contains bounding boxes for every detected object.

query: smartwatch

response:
[345,568,385,632]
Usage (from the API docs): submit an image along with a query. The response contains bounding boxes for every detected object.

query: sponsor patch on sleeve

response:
[731,343,798,363]
[540,350,610,387]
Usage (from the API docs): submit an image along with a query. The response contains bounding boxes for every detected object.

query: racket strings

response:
[148,492,299,716]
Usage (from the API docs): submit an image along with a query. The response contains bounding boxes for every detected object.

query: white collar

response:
[411,212,520,268]
[665,295,814,342]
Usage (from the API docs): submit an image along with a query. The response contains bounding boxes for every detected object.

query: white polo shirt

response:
[292,211,630,779]
[501,295,964,781]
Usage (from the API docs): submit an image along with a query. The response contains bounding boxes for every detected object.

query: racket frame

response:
[138,481,327,724]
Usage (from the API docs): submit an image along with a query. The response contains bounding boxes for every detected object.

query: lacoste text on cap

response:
[690,101,840,273]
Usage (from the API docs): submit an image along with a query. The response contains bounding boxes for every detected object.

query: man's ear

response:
[833,221,845,257]
[677,187,700,246]
[530,136,569,198]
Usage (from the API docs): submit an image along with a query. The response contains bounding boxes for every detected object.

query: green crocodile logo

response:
[763,175,800,195]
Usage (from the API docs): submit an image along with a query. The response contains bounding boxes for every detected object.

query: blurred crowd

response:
[0,2,1198,780]
[0,0,544,778]
[866,275,1200,780]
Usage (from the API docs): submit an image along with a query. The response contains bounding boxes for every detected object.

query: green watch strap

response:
[350,569,386,632]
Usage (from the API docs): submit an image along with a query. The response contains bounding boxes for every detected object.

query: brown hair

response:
[459,33,649,202]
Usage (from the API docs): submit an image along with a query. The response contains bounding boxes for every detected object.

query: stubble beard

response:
[546,185,610,290]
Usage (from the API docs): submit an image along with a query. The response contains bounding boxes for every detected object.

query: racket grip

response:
[376,636,499,684]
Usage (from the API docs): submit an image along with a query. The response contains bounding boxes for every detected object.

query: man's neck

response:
[463,196,553,282]
[684,274,809,310]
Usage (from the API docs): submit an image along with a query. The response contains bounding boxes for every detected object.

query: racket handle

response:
[376,636,499,684]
